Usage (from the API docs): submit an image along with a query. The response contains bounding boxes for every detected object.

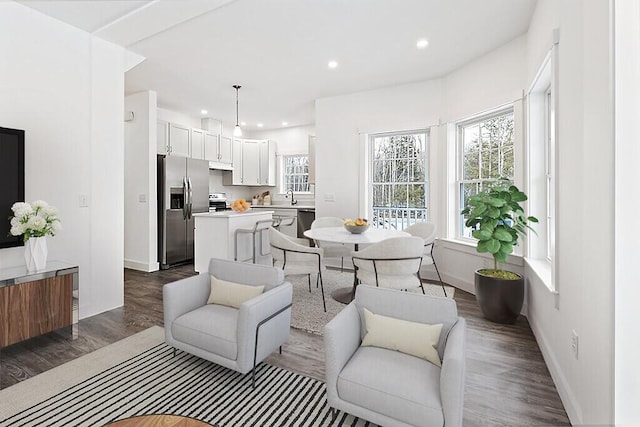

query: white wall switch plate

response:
[79,195,89,207]
[324,193,335,202]
[139,194,147,203]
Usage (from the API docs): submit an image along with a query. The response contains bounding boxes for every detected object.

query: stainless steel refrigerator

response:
[157,155,209,269]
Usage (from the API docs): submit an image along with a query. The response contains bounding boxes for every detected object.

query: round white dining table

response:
[303,226,410,304]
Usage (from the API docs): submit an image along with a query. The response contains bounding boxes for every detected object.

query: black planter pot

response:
[474,270,524,324]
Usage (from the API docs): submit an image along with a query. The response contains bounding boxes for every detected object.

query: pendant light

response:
[233,85,242,137]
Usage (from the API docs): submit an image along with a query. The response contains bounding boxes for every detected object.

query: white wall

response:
[157,107,201,129]
[315,79,443,220]
[443,36,526,122]
[124,91,159,272]
[0,3,126,318]
[525,0,614,424]
[614,1,640,424]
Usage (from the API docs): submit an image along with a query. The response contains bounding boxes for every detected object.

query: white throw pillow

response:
[207,275,264,309]
[361,308,443,367]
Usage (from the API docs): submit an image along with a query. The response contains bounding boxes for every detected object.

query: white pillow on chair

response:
[207,275,264,309]
[361,308,443,367]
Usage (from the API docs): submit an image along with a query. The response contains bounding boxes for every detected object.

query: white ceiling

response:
[18,0,536,131]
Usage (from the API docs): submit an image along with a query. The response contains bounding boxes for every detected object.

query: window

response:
[527,32,558,288]
[457,109,515,238]
[369,131,428,230]
[544,87,555,260]
[282,155,310,192]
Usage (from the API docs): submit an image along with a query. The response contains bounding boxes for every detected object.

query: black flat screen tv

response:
[0,127,25,249]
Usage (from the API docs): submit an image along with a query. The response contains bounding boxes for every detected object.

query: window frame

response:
[526,30,559,292]
[279,154,311,194]
[367,129,429,230]
[455,106,516,242]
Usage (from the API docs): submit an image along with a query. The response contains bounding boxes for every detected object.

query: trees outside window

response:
[458,109,515,238]
[282,155,309,192]
[370,131,428,230]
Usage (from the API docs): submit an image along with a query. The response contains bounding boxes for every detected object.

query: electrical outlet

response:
[571,330,579,360]
[324,193,335,202]
[139,194,147,203]
[79,195,89,208]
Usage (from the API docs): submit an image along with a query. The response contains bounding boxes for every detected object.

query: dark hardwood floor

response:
[0,264,570,426]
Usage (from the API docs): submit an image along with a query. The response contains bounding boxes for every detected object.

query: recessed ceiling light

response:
[200,109,208,115]
[257,123,264,128]
[416,39,429,49]
[282,121,288,126]
[241,121,246,126]
[328,60,338,69]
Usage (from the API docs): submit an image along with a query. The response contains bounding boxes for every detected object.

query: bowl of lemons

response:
[344,218,369,234]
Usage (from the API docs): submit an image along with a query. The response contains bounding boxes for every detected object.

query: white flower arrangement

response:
[9,200,62,242]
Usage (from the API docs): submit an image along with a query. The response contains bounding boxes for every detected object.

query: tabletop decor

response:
[343,217,369,234]
[9,200,62,271]
[461,182,537,324]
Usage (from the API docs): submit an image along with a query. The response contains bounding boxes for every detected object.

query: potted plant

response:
[461,182,537,324]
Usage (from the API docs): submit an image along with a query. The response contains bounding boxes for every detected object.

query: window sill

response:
[438,238,524,267]
[524,257,557,294]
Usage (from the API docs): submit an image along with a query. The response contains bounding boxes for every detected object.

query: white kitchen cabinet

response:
[219,136,232,164]
[204,133,233,168]
[308,135,316,185]
[168,123,191,157]
[224,138,244,185]
[191,128,205,159]
[259,140,277,186]
[203,131,219,161]
[242,140,261,185]
[223,138,276,186]
[157,120,169,154]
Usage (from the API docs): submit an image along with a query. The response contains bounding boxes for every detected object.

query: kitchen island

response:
[193,210,274,272]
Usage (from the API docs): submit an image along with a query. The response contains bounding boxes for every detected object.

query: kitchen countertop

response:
[250,205,315,210]
[193,210,274,218]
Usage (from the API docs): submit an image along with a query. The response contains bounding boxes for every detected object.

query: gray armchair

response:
[163,258,292,387]
[324,285,466,427]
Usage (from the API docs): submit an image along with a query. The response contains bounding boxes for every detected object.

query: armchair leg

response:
[173,348,176,357]
[279,346,282,354]
[308,274,311,292]
[252,303,293,388]
[329,407,338,422]
[318,272,326,312]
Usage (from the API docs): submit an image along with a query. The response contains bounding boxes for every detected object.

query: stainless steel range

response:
[209,193,230,211]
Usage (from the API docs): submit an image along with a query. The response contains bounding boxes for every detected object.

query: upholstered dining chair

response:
[163,258,293,388]
[351,236,425,292]
[269,226,327,312]
[404,222,446,295]
[325,285,466,427]
[310,217,352,272]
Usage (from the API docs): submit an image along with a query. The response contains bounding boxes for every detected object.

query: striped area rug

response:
[0,343,371,427]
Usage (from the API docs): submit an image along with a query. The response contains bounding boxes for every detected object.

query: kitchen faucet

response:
[286,189,297,205]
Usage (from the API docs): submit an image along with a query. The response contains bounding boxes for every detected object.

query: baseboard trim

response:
[528,310,583,425]
[124,259,159,272]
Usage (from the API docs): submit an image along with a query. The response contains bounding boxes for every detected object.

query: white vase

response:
[24,236,48,271]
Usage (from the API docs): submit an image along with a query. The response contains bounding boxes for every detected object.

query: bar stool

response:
[271,215,296,230]
[234,219,274,263]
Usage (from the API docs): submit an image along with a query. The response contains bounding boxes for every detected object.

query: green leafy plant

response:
[461,182,538,278]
